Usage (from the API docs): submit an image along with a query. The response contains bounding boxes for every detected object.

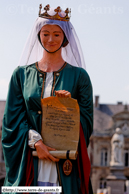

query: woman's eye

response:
[55,34,59,37]
[44,34,48,36]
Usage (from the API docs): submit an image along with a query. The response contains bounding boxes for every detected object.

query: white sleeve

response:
[28,129,43,149]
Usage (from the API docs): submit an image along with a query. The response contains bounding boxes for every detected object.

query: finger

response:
[47,146,56,151]
[49,154,60,162]
[43,152,52,162]
[56,90,64,97]
[55,91,57,96]
[59,91,71,98]
[65,92,71,98]
[37,153,49,161]
[55,91,61,97]
[55,90,61,95]
[62,91,70,98]
[60,91,69,97]
[55,90,65,97]
[44,157,51,162]
[55,90,71,98]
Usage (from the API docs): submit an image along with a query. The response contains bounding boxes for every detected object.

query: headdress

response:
[18,4,86,70]
[39,4,71,22]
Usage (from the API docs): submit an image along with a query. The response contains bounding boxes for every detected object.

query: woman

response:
[2,4,93,194]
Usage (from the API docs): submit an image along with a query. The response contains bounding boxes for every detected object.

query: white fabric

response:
[28,72,58,184]
[43,72,53,98]
[18,8,86,70]
[38,72,58,184]
[38,159,58,183]
[28,129,42,149]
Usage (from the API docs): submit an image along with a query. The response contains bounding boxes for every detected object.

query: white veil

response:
[18,8,86,69]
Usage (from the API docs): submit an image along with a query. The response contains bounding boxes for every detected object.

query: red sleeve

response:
[77,123,91,194]
[25,147,34,186]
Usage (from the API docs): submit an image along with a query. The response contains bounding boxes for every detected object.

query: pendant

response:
[63,159,72,176]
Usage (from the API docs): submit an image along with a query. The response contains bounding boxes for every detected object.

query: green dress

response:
[2,62,93,194]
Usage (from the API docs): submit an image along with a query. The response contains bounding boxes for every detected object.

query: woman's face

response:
[40,24,64,53]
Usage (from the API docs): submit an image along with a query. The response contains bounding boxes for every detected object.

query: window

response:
[124,149,129,167]
[100,178,107,189]
[100,148,108,166]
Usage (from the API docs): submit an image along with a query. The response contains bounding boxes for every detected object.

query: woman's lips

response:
[47,44,57,46]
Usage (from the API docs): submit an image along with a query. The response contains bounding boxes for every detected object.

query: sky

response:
[0,0,129,104]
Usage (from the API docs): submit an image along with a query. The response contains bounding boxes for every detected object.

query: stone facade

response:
[89,97,129,194]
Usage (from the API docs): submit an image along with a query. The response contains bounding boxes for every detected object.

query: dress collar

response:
[35,61,67,74]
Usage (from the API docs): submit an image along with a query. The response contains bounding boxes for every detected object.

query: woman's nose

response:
[48,35,54,42]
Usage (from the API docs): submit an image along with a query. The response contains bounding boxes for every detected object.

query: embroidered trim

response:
[35,62,46,74]
[51,72,56,96]
[35,62,67,73]
[35,61,67,97]
[41,73,46,98]
[54,62,67,73]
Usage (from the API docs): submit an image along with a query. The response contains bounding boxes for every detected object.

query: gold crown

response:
[39,4,71,22]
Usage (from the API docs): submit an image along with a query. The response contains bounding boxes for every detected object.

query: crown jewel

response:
[39,4,71,21]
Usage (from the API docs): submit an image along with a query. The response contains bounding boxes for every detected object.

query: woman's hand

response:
[35,140,59,162]
[55,90,71,98]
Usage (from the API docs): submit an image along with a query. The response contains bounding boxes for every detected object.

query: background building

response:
[0,98,129,193]
[89,96,129,193]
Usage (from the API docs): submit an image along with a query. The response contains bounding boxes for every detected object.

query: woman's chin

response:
[46,48,60,53]
[45,45,61,53]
